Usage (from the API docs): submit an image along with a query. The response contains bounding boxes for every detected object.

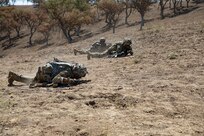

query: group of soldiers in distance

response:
[8,38,133,88]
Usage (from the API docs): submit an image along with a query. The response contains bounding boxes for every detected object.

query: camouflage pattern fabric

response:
[87,38,133,60]
[74,37,111,55]
[8,58,88,88]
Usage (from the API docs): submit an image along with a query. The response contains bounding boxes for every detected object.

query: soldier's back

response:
[89,42,111,53]
[47,61,74,78]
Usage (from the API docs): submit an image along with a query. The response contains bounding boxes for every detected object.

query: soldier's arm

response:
[29,82,52,88]
[51,71,75,87]
[125,45,133,55]
[89,42,99,51]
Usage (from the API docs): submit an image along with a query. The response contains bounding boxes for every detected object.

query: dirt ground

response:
[0,2,204,136]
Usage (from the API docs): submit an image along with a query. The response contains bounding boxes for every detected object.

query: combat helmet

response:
[72,63,88,79]
[123,37,132,45]
[99,37,106,43]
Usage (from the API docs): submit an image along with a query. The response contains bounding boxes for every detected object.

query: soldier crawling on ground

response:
[87,38,133,60]
[73,37,111,55]
[8,58,88,88]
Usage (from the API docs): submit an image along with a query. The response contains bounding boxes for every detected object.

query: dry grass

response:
[0,2,204,136]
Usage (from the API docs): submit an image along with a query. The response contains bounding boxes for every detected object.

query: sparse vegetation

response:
[159,0,169,19]
[0,0,9,7]
[98,0,123,33]
[0,1,204,136]
[22,9,46,46]
[0,7,15,44]
[122,0,133,25]
[0,0,200,45]
[11,9,25,37]
[132,0,152,30]
[42,0,93,43]
[38,21,53,46]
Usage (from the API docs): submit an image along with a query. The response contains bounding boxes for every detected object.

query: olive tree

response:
[0,7,15,44]
[99,0,123,33]
[159,0,169,19]
[132,0,152,30]
[43,0,92,43]
[22,9,45,46]
[11,9,25,37]
[122,0,133,25]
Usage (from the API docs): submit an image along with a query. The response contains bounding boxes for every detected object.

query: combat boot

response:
[7,71,33,86]
[87,52,91,60]
[73,48,77,55]
[8,72,14,86]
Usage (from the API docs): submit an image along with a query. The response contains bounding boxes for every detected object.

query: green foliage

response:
[0,7,16,43]
[11,9,25,37]
[98,0,124,33]
[43,0,93,43]
[0,0,9,6]
[132,0,152,30]
[22,9,47,45]
[132,0,152,16]
[74,0,90,11]
[38,21,53,45]
[99,0,123,14]
[44,0,74,19]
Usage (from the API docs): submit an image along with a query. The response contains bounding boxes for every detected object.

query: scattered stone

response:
[168,52,178,60]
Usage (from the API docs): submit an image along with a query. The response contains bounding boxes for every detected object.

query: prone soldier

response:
[87,38,133,60]
[8,58,88,88]
[73,37,111,55]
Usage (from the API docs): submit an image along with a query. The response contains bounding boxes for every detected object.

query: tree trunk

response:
[76,26,81,36]
[46,37,48,46]
[180,0,182,7]
[15,28,20,38]
[108,16,112,27]
[29,32,33,46]
[160,6,164,19]
[169,0,172,8]
[44,33,49,46]
[28,27,37,46]
[67,30,72,43]
[173,0,177,15]
[113,22,116,33]
[125,4,132,25]
[8,32,11,44]
[160,0,169,19]
[186,0,190,8]
[96,4,100,20]
[125,7,128,25]
[60,25,72,43]
[105,13,108,23]
[160,0,164,19]
[140,14,144,30]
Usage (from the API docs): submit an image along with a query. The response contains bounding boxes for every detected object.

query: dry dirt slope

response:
[0,3,204,136]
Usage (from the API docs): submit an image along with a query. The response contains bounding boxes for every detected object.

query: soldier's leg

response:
[29,82,51,88]
[73,48,88,55]
[87,45,116,60]
[8,71,33,86]
[87,52,107,60]
[52,76,75,87]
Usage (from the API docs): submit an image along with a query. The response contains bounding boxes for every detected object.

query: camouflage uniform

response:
[8,58,88,88]
[87,38,133,60]
[73,37,111,55]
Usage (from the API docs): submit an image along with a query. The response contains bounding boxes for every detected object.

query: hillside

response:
[0,2,204,136]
